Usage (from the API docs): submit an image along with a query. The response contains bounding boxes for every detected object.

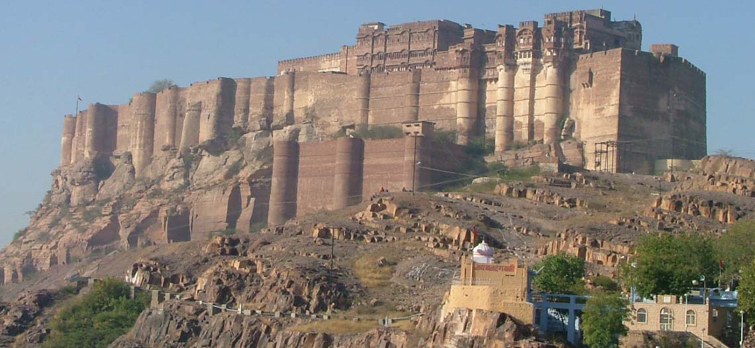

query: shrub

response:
[12,229,27,242]
[254,146,273,163]
[37,231,52,243]
[182,153,195,171]
[226,127,245,147]
[432,129,457,143]
[145,79,176,94]
[81,206,102,222]
[43,278,149,348]
[250,222,268,232]
[210,229,237,238]
[593,275,618,291]
[59,285,80,297]
[146,188,163,199]
[465,137,495,156]
[338,125,404,140]
[511,141,529,150]
[93,157,113,180]
[224,161,244,179]
[497,165,540,182]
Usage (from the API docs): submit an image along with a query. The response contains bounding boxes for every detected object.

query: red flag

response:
[719,259,724,271]
[472,226,478,238]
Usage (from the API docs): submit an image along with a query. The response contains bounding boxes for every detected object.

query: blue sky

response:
[0,0,753,247]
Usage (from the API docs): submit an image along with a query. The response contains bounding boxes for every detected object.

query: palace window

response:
[686,310,696,325]
[637,308,647,323]
[660,308,673,331]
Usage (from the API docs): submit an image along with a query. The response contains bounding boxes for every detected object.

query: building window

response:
[686,310,696,326]
[660,308,673,331]
[637,308,647,323]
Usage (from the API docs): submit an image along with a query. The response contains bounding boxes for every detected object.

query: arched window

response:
[660,308,673,331]
[686,310,696,325]
[637,308,647,323]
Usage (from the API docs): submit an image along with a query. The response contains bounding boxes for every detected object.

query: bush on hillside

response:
[43,278,149,348]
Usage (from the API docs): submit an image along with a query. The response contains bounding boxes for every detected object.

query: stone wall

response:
[58,9,707,177]
[445,286,535,325]
[618,50,707,174]
[267,135,469,225]
[569,50,623,171]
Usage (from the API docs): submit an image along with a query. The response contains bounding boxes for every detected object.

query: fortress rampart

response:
[64,13,705,174]
[267,128,469,225]
[53,8,708,229]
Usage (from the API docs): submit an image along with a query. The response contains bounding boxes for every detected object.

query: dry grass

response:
[287,319,377,334]
[353,248,398,288]
[466,180,498,193]
[287,316,416,334]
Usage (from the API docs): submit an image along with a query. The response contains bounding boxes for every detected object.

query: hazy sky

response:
[1,0,753,247]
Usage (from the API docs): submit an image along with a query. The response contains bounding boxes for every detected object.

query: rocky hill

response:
[1,133,754,347]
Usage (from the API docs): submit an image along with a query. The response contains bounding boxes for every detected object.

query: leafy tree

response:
[145,79,176,94]
[593,275,619,291]
[533,253,585,294]
[628,233,718,298]
[44,278,149,348]
[581,292,629,348]
[716,220,755,281]
[738,258,755,325]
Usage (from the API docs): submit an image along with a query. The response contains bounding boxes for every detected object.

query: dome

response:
[473,240,494,257]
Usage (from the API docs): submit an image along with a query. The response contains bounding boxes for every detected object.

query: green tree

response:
[628,233,718,298]
[533,253,585,294]
[738,258,755,325]
[44,278,149,348]
[716,220,755,281]
[145,79,176,94]
[581,292,629,348]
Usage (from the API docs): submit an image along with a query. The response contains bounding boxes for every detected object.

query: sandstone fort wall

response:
[568,49,623,171]
[54,9,708,238]
[618,50,707,174]
[267,136,469,224]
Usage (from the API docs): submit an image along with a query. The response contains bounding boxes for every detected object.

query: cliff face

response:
[0,129,274,285]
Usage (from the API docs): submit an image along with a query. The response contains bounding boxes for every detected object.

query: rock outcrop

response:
[537,230,631,268]
[0,135,273,285]
[417,307,565,348]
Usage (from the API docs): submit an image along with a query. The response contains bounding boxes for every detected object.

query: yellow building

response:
[626,293,738,346]
[444,242,534,324]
